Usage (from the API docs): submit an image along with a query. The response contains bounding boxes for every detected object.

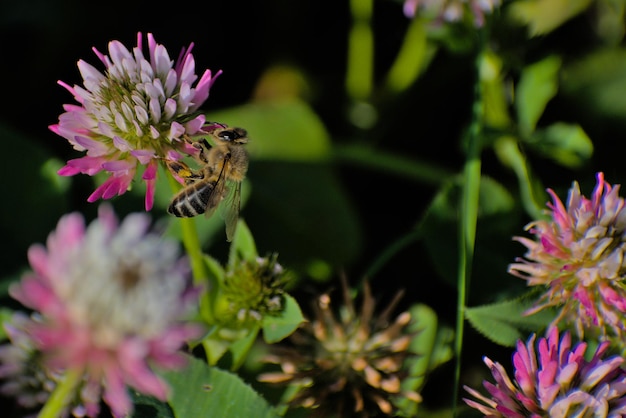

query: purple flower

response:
[8,205,202,417]
[403,0,500,27]
[50,32,221,210]
[464,327,626,417]
[509,172,626,339]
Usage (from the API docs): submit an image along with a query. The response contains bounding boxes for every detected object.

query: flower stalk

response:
[37,367,82,418]
[453,33,487,415]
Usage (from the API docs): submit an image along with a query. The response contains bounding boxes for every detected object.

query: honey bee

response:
[166,125,249,241]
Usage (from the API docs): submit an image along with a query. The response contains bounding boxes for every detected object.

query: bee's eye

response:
[219,128,248,141]
[218,127,248,142]
[218,130,239,141]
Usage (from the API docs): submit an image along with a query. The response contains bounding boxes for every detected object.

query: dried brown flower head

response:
[259,277,421,417]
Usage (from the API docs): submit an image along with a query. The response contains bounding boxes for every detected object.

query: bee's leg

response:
[166,159,204,184]
[185,138,212,164]
[193,138,213,164]
[203,121,228,133]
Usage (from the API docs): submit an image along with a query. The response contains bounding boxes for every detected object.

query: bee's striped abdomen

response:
[168,181,215,217]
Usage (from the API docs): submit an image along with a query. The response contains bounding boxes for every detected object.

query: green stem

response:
[333,143,455,186]
[38,368,82,418]
[166,174,213,327]
[166,174,208,285]
[346,0,374,101]
[180,217,208,286]
[453,40,486,415]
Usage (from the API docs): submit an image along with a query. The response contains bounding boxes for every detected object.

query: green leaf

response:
[161,355,280,418]
[477,175,515,217]
[201,323,260,369]
[479,51,512,129]
[229,325,261,371]
[228,219,258,269]
[428,324,455,374]
[493,136,548,220]
[397,304,453,417]
[527,122,593,167]
[561,47,626,120]
[201,329,231,366]
[508,0,592,36]
[465,296,555,347]
[262,294,305,344]
[203,255,226,285]
[516,56,561,137]
[207,99,331,162]
[130,391,175,418]
[594,0,626,45]
[385,17,436,93]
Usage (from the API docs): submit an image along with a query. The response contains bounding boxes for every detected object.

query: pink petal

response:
[60,156,107,176]
[102,160,134,172]
[131,149,156,165]
[96,203,119,231]
[73,136,110,156]
[403,0,418,17]
[103,366,133,418]
[185,114,206,134]
[142,161,158,211]
[119,341,169,399]
[88,176,131,202]
[169,122,185,140]
[9,276,57,314]
[190,69,222,111]
[142,161,157,181]
[113,135,132,152]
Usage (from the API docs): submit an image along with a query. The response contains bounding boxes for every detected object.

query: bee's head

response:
[217,127,249,144]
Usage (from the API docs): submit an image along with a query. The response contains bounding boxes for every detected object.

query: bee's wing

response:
[219,180,242,242]
[203,172,228,220]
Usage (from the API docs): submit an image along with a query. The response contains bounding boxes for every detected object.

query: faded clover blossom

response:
[463,326,626,417]
[50,32,221,211]
[403,0,501,27]
[6,205,202,418]
[509,172,626,340]
[258,278,421,417]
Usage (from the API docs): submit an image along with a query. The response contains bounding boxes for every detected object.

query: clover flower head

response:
[509,172,626,339]
[50,32,221,210]
[216,253,290,328]
[258,278,421,417]
[464,326,626,417]
[8,205,202,417]
[403,0,500,27]
[0,313,59,415]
